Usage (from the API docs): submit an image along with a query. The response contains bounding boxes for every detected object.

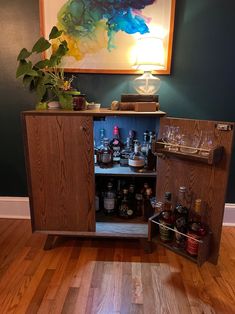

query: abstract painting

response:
[40,0,175,73]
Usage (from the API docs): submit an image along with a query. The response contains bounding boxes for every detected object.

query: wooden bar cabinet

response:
[22,109,234,265]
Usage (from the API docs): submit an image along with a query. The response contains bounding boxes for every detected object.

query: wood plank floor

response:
[0,219,234,314]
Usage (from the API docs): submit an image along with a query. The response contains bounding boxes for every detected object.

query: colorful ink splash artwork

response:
[40,0,175,73]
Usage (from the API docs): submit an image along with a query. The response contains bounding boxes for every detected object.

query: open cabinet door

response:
[149,117,234,265]
[22,113,95,233]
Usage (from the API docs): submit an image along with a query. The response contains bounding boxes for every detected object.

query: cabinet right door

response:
[23,113,95,233]
[156,117,234,264]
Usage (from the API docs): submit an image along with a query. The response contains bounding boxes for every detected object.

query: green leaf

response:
[32,37,51,53]
[48,55,59,67]
[16,60,32,78]
[49,26,63,39]
[23,75,34,87]
[34,59,50,69]
[17,48,31,61]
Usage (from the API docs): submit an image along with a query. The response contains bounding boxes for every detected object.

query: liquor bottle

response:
[128,184,136,212]
[99,138,113,168]
[120,137,132,167]
[147,131,157,171]
[94,140,98,165]
[103,182,116,215]
[135,193,143,216]
[110,126,123,164]
[173,186,189,248]
[128,129,136,151]
[141,130,150,156]
[143,188,154,221]
[158,192,174,242]
[97,128,106,163]
[118,189,134,218]
[128,142,145,172]
[186,199,207,256]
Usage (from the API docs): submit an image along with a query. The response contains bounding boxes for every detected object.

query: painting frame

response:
[39,0,176,74]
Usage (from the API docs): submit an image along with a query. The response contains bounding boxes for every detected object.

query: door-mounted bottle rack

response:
[152,141,224,165]
[148,213,211,266]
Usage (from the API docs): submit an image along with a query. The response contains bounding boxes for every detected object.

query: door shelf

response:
[152,141,224,165]
[148,214,211,266]
[95,165,156,177]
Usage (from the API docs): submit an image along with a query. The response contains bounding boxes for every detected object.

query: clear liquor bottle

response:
[120,137,132,167]
[128,142,145,172]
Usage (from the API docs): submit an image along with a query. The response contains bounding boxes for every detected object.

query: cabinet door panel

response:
[157,117,234,264]
[24,114,95,232]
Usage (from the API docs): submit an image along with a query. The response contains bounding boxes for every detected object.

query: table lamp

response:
[133,37,165,95]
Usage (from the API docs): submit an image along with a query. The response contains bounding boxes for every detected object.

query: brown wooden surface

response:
[0,219,234,313]
[23,108,166,117]
[157,117,234,264]
[23,114,95,233]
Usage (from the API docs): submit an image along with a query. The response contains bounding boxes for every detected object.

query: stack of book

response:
[119,94,159,112]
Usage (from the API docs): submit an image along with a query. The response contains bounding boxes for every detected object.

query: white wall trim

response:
[0,197,234,226]
[0,197,30,219]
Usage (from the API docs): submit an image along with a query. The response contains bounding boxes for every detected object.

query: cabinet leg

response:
[140,239,153,253]
[44,235,57,250]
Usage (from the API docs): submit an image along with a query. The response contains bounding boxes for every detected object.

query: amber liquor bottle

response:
[99,138,113,168]
[186,199,207,256]
[173,186,189,248]
[158,192,174,242]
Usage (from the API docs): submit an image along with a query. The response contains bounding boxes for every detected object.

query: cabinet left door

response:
[22,113,96,233]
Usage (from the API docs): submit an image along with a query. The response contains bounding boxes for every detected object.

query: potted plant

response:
[16,26,79,110]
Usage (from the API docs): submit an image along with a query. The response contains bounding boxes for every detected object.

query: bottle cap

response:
[113,126,119,135]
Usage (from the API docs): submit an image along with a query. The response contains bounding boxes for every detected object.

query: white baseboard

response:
[0,197,30,219]
[0,197,234,226]
[222,203,235,226]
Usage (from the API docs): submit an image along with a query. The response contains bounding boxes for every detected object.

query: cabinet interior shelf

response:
[153,141,224,165]
[95,165,156,177]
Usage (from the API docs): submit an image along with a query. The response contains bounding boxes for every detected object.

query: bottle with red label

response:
[186,199,207,256]
[110,126,123,164]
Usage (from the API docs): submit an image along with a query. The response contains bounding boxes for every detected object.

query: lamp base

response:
[133,71,160,95]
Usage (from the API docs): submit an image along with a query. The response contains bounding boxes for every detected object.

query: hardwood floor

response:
[0,219,234,314]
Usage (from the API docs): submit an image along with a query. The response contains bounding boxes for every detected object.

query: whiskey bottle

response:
[186,199,207,256]
[120,137,132,167]
[158,192,174,242]
[128,142,145,172]
[99,138,113,168]
[173,186,189,248]
[97,128,106,163]
[110,126,123,164]
[141,130,150,156]
[147,131,157,171]
[143,187,154,221]
[118,189,134,218]
[103,182,116,215]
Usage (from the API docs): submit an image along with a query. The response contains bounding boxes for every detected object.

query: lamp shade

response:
[133,37,165,71]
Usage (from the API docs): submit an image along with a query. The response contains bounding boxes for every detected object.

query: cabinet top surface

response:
[22,108,166,117]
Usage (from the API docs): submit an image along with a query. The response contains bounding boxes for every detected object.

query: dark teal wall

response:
[0,0,235,200]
